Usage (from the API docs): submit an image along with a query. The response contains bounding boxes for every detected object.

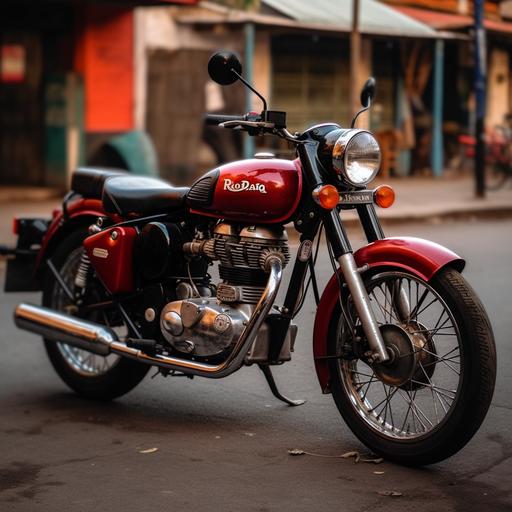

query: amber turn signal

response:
[374,185,395,208]
[313,185,340,210]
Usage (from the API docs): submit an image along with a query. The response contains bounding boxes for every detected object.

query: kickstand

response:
[259,365,306,407]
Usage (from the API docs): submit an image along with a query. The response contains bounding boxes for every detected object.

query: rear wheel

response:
[486,163,509,191]
[328,267,496,466]
[43,229,149,400]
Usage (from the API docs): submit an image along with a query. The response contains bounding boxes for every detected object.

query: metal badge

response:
[338,191,374,205]
[298,240,313,262]
[92,247,108,259]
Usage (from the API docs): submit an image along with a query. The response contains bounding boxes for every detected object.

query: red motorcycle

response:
[5,51,496,466]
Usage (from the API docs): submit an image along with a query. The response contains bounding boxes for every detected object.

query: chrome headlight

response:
[332,130,381,186]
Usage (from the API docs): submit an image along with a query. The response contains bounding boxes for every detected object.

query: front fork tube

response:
[324,209,390,363]
[358,204,411,322]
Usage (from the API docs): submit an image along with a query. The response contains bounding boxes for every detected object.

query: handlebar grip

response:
[205,114,246,126]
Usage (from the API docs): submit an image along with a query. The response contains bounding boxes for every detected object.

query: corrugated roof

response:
[262,0,438,37]
[393,5,512,35]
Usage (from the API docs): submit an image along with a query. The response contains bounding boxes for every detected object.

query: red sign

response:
[1,45,26,83]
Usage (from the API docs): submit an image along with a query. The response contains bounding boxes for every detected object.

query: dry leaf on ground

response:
[341,451,361,463]
[361,457,384,464]
[377,491,403,497]
[139,447,159,454]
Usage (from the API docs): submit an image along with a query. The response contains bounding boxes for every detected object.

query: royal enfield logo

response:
[223,178,267,194]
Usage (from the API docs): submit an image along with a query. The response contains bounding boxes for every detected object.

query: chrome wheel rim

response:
[52,247,121,377]
[336,271,463,440]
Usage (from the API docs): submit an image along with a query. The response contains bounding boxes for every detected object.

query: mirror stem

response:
[351,103,370,129]
[231,69,268,119]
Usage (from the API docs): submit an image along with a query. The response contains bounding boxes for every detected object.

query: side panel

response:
[83,226,136,294]
[312,237,465,393]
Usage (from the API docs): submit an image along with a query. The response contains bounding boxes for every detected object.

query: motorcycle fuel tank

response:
[187,158,302,224]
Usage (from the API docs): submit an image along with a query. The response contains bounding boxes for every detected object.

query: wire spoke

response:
[337,271,463,440]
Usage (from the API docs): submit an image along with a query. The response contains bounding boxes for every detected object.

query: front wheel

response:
[328,267,496,466]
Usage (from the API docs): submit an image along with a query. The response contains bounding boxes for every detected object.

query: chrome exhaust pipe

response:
[14,303,114,356]
[14,257,283,379]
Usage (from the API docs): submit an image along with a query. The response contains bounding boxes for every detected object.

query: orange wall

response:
[75,5,134,132]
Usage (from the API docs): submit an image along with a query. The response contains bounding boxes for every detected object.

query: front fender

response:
[312,237,465,394]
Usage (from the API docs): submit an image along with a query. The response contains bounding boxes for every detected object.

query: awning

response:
[261,0,438,38]
[392,5,512,35]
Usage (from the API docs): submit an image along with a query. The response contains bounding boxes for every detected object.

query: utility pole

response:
[244,22,255,159]
[350,0,361,119]
[474,0,486,198]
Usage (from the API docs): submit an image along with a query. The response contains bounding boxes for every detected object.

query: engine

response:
[159,223,295,362]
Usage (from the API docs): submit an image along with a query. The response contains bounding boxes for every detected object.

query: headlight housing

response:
[332,130,381,187]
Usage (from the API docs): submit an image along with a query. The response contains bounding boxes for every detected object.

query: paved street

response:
[0,217,511,511]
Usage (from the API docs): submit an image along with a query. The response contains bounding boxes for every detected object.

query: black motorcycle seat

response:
[71,167,126,199]
[102,175,189,215]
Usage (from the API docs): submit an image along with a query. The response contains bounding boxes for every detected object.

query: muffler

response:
[14,303,114,356]
[14,257,283,379]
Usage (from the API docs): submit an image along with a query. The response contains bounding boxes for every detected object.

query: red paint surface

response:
[312,237,465,393]
[74,5,134,131]
[36,198,109,270]
[191,158,302,224]
[84,227,137,294]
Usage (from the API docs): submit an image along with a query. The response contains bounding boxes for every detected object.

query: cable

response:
[292,224,323,318]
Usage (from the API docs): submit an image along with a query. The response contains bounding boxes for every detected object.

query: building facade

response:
[0,0,196,188]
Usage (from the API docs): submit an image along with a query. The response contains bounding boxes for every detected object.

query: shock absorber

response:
[74,251,92,298]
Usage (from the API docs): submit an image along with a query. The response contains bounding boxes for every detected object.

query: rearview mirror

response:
[208,51,242,86]
[360,77,376,108]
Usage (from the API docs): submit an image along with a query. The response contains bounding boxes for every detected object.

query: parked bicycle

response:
[458,114,512,190]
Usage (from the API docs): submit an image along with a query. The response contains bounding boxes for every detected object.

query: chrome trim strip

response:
[13,257,283,379]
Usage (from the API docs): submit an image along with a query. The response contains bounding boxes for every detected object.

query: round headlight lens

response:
[333,130,381,186]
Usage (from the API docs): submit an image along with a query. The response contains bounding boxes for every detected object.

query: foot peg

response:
[259,365,306,407]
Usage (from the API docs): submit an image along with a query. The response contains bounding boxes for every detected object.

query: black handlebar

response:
[205,114,247,126]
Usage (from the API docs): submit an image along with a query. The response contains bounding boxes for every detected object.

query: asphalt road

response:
[0,217,511,512]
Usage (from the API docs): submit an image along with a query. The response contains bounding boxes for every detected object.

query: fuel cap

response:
[254,152,275,159]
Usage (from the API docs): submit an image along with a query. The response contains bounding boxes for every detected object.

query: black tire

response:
[328,267,496,466]
[43,229,150,400]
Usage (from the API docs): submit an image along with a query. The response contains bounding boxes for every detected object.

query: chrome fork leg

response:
[338,253,389,363]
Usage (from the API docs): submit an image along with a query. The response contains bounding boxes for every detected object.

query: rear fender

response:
[35,198,111,274]
[312,237,465,394]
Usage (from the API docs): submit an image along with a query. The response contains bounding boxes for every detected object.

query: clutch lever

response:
[219,120,275,130]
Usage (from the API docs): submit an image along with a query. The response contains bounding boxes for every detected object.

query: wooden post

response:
[350,0,361,119]
[474,0,486,197]
[244,22,256,159]
[431,39,444,177]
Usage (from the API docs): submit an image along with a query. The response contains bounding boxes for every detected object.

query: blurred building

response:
[381,0,512,172]
[0,0,196,188]
[140,0,440,179]
[140,0,512,179]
